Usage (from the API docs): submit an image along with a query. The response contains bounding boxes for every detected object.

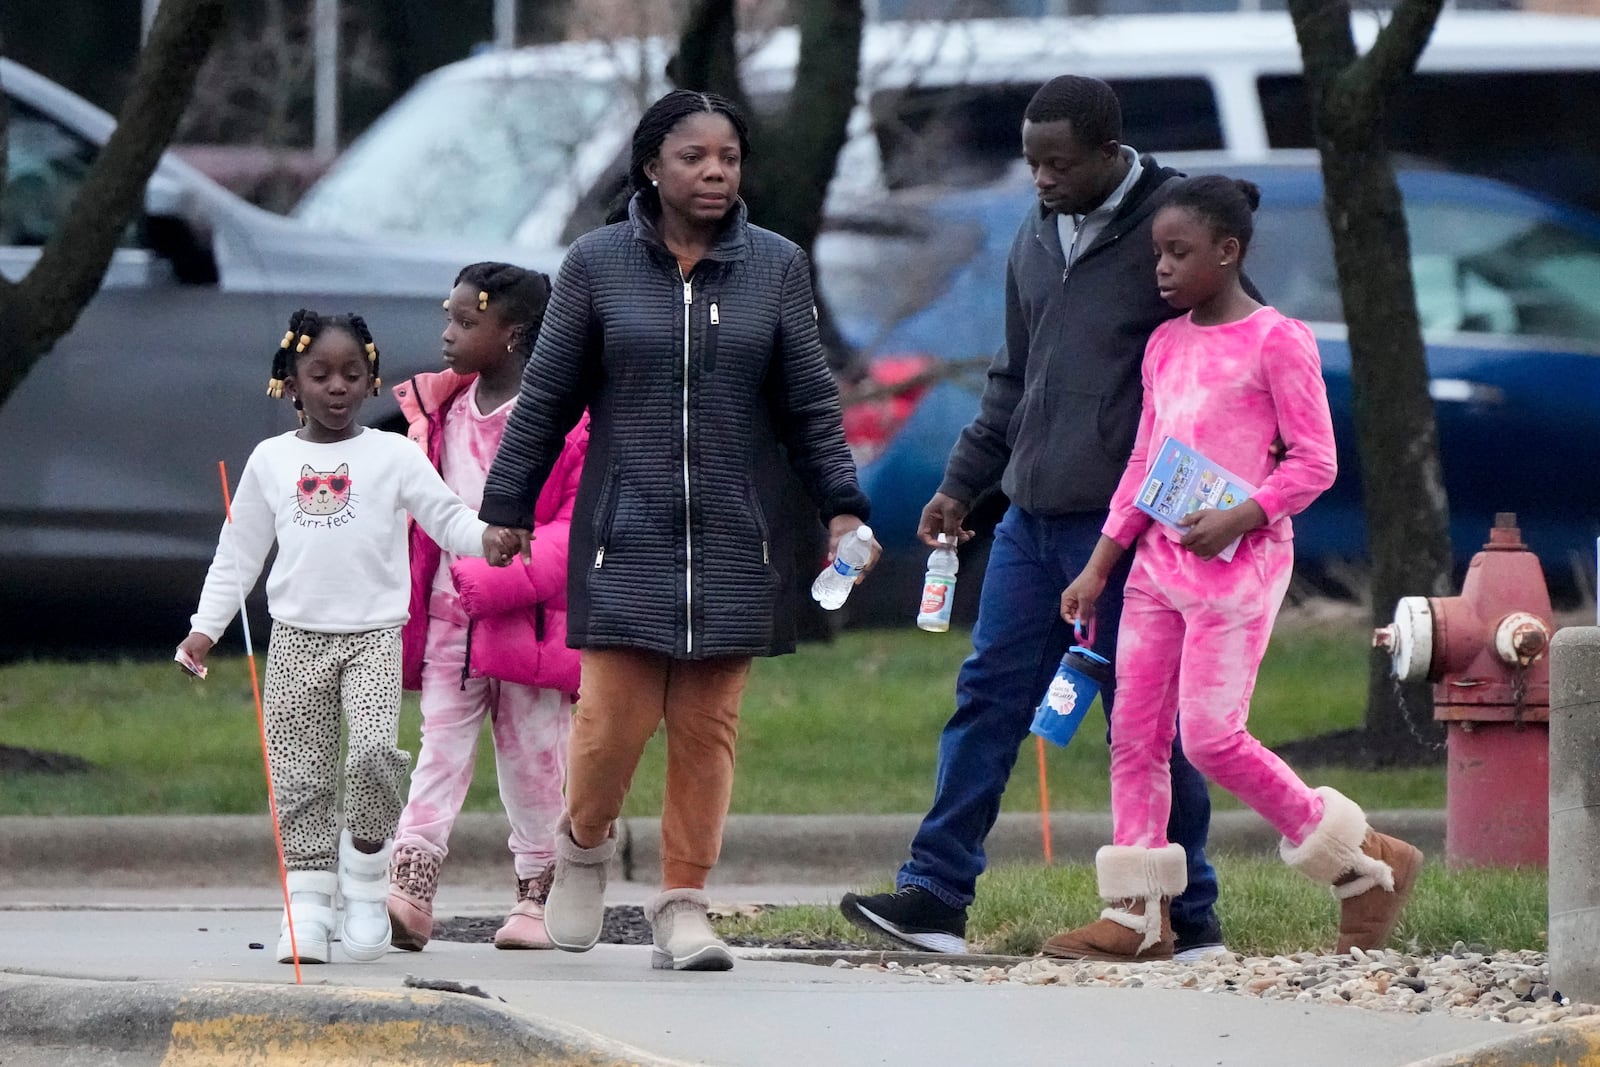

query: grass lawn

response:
[0,614,1442,817]
[722,858,1547,958]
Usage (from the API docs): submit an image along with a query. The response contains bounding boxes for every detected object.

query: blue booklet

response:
[1134,436,1258,562]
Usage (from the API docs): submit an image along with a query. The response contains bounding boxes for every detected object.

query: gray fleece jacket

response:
[939,155,1190,516]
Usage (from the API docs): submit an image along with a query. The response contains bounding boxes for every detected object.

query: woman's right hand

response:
[1059,569,1108,627]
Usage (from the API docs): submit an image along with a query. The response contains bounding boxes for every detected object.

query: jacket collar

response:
[1032,153,1179,250]
[628,192,751,264]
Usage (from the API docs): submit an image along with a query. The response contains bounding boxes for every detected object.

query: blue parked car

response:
[814,152,1600,617]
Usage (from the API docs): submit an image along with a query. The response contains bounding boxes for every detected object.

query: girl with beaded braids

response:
[386,263,590,953]
[178,309,511,965]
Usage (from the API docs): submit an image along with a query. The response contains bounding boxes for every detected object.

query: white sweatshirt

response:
[190,428,487,639]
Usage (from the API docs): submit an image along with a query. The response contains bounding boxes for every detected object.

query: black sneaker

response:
[1173,915,1230,962]
[840,886,968,954]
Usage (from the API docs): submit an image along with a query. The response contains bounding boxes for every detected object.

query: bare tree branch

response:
[1353,0,1448,102]
[0,0,228,402]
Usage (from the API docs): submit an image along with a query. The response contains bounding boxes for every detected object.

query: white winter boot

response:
[646,888,734,972]
[338,830,393,962]
[276,870,337,965]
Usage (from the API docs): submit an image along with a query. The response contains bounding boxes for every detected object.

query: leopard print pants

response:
[263,623,410,871]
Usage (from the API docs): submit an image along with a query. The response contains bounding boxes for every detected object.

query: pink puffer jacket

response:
[395,369,588,696]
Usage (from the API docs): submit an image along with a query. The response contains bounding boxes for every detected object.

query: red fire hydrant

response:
[1371,513,1554,869]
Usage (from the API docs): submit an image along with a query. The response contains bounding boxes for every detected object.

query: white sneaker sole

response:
[276,933,330,964]
[1173,944,1231,963]
[652,943,735,971]
[856,907,967,954]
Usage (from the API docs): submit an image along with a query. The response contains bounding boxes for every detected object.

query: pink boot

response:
[495,864,556,950]
[387,844,441,952]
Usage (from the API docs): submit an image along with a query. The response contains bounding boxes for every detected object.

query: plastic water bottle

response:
[916,533,959,632]
[811,525,875,610]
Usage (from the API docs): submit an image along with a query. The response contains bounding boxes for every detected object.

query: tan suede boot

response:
[1042,844,1187,962]
[544,814,616,952]
[646,888,734,972]
[1281,786,1424,954]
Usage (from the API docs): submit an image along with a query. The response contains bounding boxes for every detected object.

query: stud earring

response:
[651,179,659,187]
[507,343,515,353]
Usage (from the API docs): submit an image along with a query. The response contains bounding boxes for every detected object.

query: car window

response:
[293,75,617,242]
[3,99,139,248]
[1248,198,1600,344]
[870,78,1224,191]
[1258,72,1600,217]
[1409,202,1600,343]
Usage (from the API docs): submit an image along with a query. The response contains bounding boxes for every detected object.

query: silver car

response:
[0,60,562,642]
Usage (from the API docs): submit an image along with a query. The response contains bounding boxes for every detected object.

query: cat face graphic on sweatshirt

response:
[296,463,352,516]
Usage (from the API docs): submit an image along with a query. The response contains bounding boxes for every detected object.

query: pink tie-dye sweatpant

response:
[395,610,570,879]
[1109,531,1325,850]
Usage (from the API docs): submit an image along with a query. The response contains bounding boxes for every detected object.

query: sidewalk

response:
[0,810,1577,1067]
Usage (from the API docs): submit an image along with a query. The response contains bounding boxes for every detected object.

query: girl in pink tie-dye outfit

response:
[1047,176,1422,964]
[387,262,588,953]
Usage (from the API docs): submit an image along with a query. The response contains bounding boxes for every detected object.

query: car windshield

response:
[293,74,616,242]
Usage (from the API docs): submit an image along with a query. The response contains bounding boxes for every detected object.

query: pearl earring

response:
[507,343,515,353]
[651,179,659,187]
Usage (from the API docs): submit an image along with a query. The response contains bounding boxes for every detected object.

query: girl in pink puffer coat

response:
[387,262,589,952]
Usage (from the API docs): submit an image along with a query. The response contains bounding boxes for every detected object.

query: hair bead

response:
[477,290,489,311]
[279,330,294,349]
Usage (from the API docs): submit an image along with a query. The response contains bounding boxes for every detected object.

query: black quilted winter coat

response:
[480,195,870,659]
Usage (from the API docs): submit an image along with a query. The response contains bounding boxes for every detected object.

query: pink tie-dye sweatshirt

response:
[1103,306,1337,550]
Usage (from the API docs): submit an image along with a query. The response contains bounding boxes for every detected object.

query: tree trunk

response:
[670,0,865,379]
[0,0,229,404]
[1289,0,1450,758]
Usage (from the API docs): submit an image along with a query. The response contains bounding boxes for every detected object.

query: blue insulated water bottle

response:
[1030,621,1112,748]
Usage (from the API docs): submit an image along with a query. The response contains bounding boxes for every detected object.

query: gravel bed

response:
[855,943,1600,1026]
[431,907,873,952]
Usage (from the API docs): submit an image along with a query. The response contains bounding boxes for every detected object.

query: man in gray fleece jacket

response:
[841,76,1224,959]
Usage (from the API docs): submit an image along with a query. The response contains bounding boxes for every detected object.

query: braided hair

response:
[451,262,552,359]
[267,309,382,402]
[1162,175,1263,260]
[1024,75,1122,147]
[606,89,751,225]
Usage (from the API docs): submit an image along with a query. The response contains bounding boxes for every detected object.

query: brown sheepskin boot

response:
[1281,787,1424,954]
[1042,844,1187,962]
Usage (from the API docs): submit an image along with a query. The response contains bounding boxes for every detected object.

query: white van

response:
[294,10,1600,246]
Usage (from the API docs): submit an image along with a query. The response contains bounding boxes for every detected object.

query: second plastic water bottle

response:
[916,533,959,632]
[811,525,874,610]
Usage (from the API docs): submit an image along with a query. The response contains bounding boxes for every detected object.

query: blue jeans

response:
[897,505,1220,940]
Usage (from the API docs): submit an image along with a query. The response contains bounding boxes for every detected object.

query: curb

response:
[1398,1016,1600,1066]
[0,972,690,1066]
[0,809,1447,887]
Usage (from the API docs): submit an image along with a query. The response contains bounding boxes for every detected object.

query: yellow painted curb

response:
[1,975,687,1067]
[1399,1016,1600,1067]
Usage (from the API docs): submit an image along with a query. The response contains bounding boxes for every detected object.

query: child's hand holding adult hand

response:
[483,525,532,566]
[1179,500,1267,560]
[1059,569,1107,627]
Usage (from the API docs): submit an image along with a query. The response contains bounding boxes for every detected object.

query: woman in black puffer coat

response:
[479,90,876,972]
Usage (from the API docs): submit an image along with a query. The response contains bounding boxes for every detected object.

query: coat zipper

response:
[680,270,695,656]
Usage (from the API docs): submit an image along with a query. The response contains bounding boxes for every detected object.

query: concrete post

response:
[1549,626,1600,1003]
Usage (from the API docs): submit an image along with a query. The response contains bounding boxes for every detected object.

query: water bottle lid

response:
[855,525,874,541]
[936,532,949,545]
[1068,645,1110,667]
